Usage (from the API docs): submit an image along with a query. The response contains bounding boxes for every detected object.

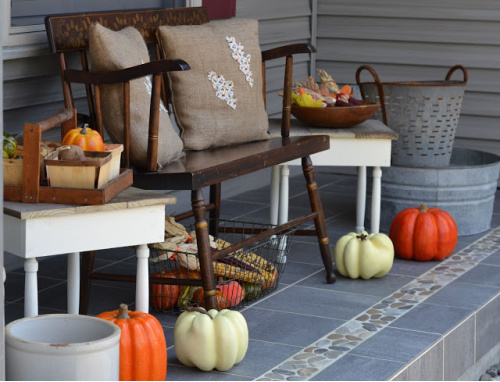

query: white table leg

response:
[270,165,280,226]
[24,258,38,317]
[278,165,290,225]
[67,252,80,315]
[135,244,149,313]
[356,166,367,232]
[371,166,382,234]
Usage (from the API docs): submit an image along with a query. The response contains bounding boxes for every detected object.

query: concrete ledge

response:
[391,291,500,381]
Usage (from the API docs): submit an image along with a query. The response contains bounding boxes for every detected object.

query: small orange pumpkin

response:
[150,268,201,310]
[97,304,167,381]
[150,273,180,310]
[192,281,244,310]
[389,204,458,261]
[62,123,105,151]
[218,280,244,307]
[192,287,228,310]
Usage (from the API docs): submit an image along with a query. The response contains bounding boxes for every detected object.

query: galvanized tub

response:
[356,65,468,168]
[378,148,500,236]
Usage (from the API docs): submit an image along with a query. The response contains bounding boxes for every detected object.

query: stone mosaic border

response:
[254,227,500,381]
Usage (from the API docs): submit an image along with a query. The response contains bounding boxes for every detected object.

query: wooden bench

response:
[45,6,336,313]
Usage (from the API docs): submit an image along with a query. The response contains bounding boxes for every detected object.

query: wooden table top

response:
[4,187,176,220]
[269,118,398,140]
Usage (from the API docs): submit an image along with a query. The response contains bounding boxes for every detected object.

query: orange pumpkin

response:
[150,268,201,310]
[389,204,458,261]
[150,273,180,310]
[62,123,105,151]
[97,304,167,381]
[192,281,244,310]
[192,287,228,310]
[218,280,244,307]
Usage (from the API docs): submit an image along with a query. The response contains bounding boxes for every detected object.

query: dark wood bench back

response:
[45,6,313,171]
[45,7,209,53]
[45,6,210,156]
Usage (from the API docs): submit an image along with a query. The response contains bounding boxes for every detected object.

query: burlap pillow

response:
[89,23,184,169]
[157,19,270,151]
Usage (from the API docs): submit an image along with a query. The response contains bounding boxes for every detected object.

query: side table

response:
[3,187,175,317]
[269,118,398,233]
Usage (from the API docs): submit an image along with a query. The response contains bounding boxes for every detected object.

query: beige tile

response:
[444,315,475,381]
[476,292,500,360]
[407,340,444,381]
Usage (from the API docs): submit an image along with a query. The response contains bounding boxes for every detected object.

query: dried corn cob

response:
[317,69,340,94]
[209,261,275,285]
[233,251,276,273]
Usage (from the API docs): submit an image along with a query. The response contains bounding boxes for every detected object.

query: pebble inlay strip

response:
[254,227,500,381]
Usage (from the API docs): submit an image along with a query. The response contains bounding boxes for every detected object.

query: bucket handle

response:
[445,65,468,84]
[355,65,388,125]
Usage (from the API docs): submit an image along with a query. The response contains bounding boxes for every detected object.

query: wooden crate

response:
[3,158,23,186]
[45,150,112,189]
[103,144,123,181]
[3,108,133,205]
[4,143,62,186]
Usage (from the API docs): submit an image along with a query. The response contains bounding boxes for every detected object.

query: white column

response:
[135,244,149,313]
[24,258,38,317]
[371,166,382,234]
[356,166,367,232]
[67,252,80,315]
[278,165,290,225]
[270,165,280,225]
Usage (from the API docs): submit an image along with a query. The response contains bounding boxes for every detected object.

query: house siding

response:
[316,0,500,155]
[3,0,314,131]
[236,0,314,117]
[6,0,498,155]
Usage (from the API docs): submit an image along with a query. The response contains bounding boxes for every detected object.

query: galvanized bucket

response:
[378,148,500,236]
[356,65,468,168]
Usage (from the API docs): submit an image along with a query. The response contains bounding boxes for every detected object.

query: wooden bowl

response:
[291,101,381,128]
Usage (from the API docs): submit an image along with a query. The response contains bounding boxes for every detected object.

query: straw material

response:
[89,23,184,169]
[157,19,269,151]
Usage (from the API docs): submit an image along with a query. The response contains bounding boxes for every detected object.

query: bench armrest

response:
[64,59,190,84]
[63,58,190,172]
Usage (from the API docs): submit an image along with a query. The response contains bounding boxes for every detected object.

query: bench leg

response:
[302,156,336,284]
[191,189,218,310]
[208,183,221,237]
[79,250,95,315]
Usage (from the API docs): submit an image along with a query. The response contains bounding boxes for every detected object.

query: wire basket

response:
[148,219,295,313]
[356,65,468,168]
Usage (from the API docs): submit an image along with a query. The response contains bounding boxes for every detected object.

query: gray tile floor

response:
[4,167,500,381]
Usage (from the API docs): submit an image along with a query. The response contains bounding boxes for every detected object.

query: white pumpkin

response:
[174,307,248,372]
[334,231,394,279]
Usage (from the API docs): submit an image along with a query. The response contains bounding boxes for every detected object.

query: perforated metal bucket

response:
[356,65,468,168]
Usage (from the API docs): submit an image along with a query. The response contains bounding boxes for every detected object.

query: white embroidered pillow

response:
[89,23,184,169]
[157,19,269,151]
